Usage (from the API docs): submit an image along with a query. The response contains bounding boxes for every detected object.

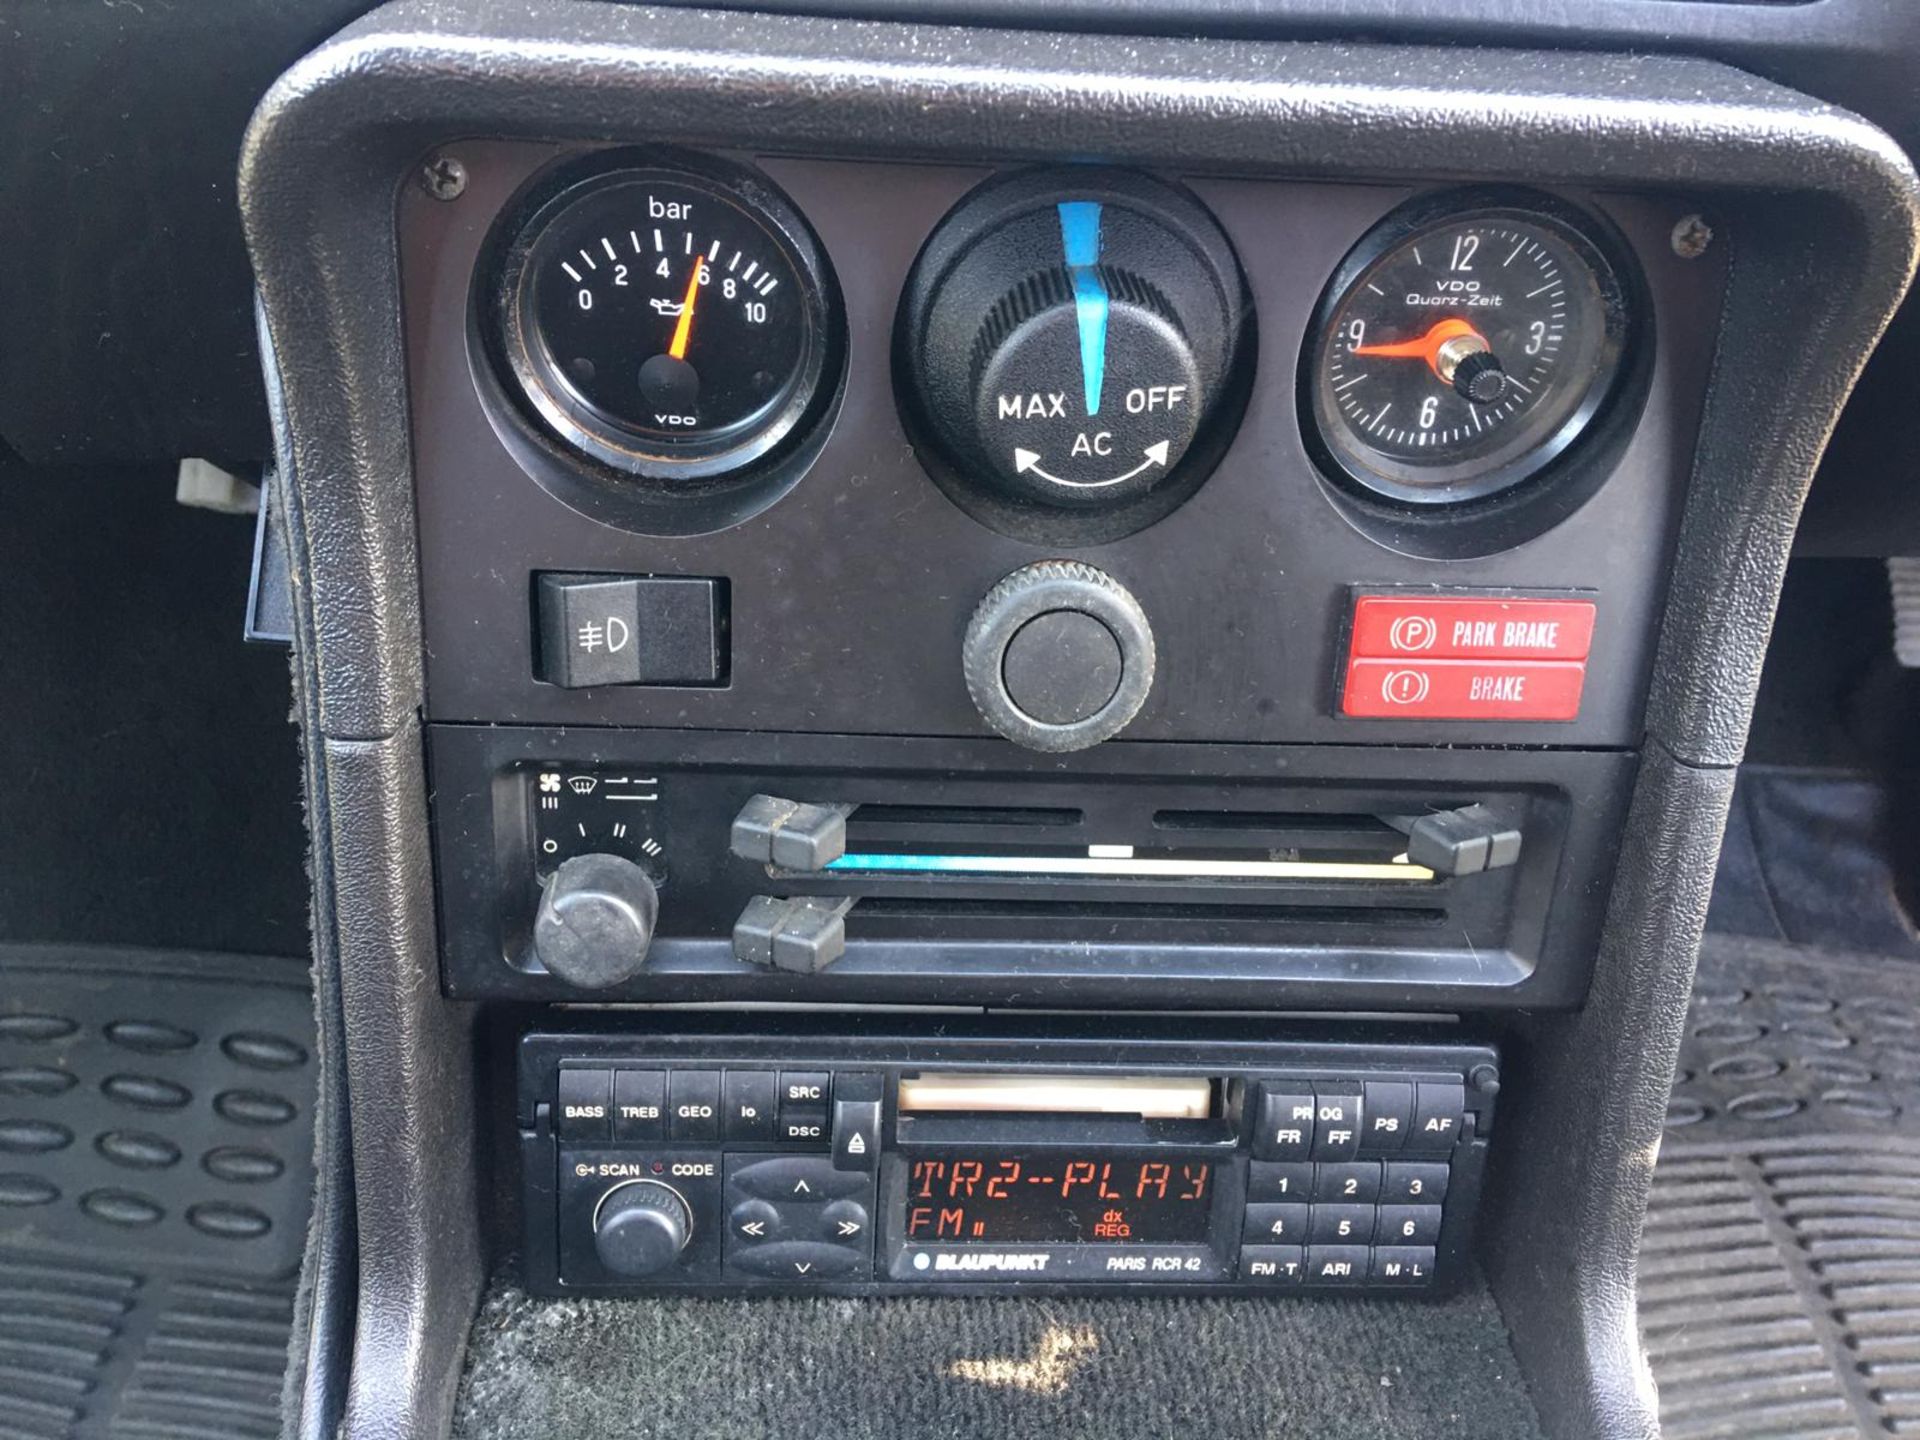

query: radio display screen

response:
[904,1152,1214,1244]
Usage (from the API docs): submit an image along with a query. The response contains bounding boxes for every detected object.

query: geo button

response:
[1350,595,1595,662]
[1342,657,1586,721]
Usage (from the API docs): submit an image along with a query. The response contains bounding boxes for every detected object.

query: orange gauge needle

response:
[1352,317,1487,379]
[667,259,705,360]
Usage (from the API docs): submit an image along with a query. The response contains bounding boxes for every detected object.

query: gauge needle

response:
[667,260,704,360]
[1352,317,1489,379]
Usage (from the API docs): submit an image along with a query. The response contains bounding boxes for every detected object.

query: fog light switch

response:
[534,573,724,689]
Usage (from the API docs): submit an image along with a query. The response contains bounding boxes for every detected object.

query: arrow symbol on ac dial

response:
[1014,441,1169,489]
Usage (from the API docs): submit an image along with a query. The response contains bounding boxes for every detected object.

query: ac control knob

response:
[592,1179,693,1278]
[897,167,1253,543]
[964,561,1155,752]
[533,852,659,989]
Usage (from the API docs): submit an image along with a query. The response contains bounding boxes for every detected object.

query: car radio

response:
[520,1027,1497,1296]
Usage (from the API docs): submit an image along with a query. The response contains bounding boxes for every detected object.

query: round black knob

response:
[964,561,1155,752]
[897,167,1253,543]
[533,852,659,989]
[1451,349,1510,404]
[592,1179,693,1277]
[967,266,1203,513]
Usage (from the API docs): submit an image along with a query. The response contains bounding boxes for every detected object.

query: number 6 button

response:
[1377,1205,1442,1246]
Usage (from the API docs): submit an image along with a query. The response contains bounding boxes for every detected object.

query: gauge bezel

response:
[485,151,843,487]
[1300,189,1639,511]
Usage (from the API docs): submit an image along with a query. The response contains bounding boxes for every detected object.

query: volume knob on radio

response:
[593,1180,693,1278]
[533,852,659,989]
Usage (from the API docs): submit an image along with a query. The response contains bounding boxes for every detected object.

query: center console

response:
[238,5,1920,1436]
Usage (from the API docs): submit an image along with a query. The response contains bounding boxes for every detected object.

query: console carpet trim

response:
[454,1278,1543,1440]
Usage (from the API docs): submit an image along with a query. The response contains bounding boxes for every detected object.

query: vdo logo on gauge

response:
[896,168,1255,543]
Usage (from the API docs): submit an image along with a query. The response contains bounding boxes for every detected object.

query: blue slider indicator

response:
[823,852,1435,882]
[1057,201,1108,417]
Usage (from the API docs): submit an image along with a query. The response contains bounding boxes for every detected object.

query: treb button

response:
[612,1069,666,1143]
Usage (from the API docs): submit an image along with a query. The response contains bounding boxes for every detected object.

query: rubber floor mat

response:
[1645,934,1920,1440]
[0,945,313,1440]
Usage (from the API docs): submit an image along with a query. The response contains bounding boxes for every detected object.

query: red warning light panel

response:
[1343,593,1595,721]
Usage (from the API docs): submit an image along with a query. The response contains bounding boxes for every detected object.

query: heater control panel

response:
[427,725,1636,1011]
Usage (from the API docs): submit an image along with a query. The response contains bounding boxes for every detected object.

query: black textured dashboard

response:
[230,4,1917,1439]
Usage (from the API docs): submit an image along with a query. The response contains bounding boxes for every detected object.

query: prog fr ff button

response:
[1253,1088,1316,1161]
[533,573,724,689]
[556,1068,611,1141]
[1311,1086,1364,1160]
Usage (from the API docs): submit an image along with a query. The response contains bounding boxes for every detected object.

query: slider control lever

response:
[730,794,855,871]
[1382,804,1522,878]
[733,895,856,974]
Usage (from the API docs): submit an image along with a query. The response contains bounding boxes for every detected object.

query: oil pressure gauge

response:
[1304,193,1635,506]
[492,154,842,483]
